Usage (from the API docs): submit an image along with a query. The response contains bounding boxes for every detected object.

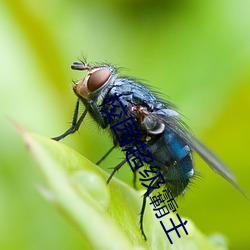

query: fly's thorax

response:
[73,64,117,102]
[130,107,180,135]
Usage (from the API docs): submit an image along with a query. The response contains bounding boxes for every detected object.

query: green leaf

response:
[19,128,227,250]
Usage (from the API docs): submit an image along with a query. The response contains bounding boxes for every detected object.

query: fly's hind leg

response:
[139,175,164,240]
[140,192,148,240]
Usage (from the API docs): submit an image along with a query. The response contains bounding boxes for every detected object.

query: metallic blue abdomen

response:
[147,128,193,196]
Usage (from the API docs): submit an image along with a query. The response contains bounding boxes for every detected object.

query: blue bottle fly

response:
[52,60,246,239]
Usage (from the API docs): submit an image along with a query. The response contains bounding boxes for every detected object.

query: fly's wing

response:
[152,110,247,198]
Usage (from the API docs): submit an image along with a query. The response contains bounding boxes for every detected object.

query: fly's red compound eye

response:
[87,68,111,92]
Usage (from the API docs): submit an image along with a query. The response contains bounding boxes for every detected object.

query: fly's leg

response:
[89,100,107,129]
[139,175,163,240]
[105,156,138,188]
[52,99,107,141]
[89,100,113,164]
[96,145,116,165]
[106,158,127,184]
[140,193,148,240]
[52,99,89,141]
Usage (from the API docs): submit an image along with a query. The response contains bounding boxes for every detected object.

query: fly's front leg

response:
[88,100,107,129]
[52,99,89,141]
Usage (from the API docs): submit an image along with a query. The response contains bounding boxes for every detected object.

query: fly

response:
[52,60,247,239]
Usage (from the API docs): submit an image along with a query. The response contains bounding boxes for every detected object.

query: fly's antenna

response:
[71,61,89,71]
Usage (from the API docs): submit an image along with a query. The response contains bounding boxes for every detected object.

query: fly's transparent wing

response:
[151,110,247,198]
[170,123,247,198]
[185,133,236,181]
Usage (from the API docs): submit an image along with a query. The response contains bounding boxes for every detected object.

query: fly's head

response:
[72,61,116,101]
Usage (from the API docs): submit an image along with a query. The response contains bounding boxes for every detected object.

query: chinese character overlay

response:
[160,214,188,244]
[162,189,178,212]
[99,94,128,124]
[122,141,154,172]
[100,93,188,244]
[111,117,142,147]
[139,167,166,196]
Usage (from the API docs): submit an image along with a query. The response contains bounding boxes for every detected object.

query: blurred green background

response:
[0,0,250,249]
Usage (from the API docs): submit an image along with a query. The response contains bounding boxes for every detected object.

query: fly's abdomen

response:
[167,130,194,176]
[149,128,194,196]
